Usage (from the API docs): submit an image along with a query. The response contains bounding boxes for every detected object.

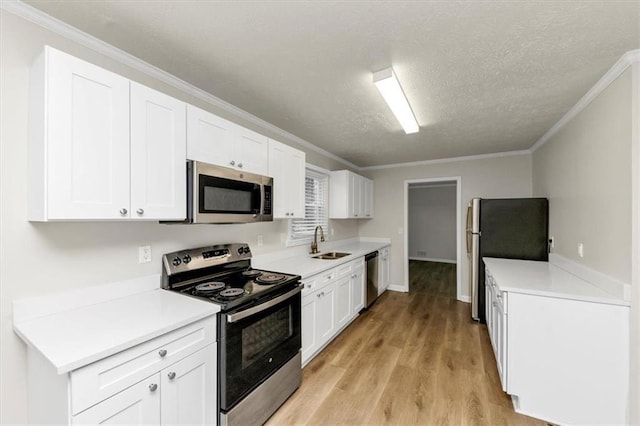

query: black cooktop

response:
[178,268,301,311]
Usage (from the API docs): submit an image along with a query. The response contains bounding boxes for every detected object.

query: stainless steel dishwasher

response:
[365,251,379,308]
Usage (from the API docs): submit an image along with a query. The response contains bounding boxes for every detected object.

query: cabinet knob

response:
[136,208,144,215]
[317,293,322,298]
[237,163,243,168]
[229,160,235,166]
[119,208,128,215]
[158,349,167,357]
[285,212,290,216]
[149,383,158,392]
[168,372,176,380]
[496,293,502,299]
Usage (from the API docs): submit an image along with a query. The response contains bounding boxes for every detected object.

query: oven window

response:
[241,305,292,369]
[204,186,252,212]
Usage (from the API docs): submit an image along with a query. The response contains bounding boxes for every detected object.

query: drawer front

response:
[334,261,353,279]
[301,277,318,296]
[70,316,216,414]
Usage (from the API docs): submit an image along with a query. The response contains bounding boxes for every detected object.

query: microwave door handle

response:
[226,286,302,323]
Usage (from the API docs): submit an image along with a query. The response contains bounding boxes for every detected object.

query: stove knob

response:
[172,257,182,266]
[243,247,250,254]
[237,247,244,255]
[182,255,192,264]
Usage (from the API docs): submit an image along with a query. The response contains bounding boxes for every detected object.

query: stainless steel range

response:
[161,243,302,426]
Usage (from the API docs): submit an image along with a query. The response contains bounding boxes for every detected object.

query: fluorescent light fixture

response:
[373,67,419,134]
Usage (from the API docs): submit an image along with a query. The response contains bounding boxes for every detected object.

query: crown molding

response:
[361,149,531,171]
[1,0,360,170]
[530,49,640,153]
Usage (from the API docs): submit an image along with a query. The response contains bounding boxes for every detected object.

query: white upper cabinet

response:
[267,139,305,219]
[130,82,186,220]
[186,105,268,175]
[29,46,130,220]
[329,170,374,219]
[28,46,186,221]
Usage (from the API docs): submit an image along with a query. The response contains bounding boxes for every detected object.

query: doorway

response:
[403,177,462,300]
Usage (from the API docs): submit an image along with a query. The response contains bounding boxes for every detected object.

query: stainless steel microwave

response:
[175,160,273,224]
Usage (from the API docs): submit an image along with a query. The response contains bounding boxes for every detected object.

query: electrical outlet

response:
[257,235,264,246]
[417,250,427,257]
[578,243,584,258]
[549,236,554,250]
[139,245,151,264]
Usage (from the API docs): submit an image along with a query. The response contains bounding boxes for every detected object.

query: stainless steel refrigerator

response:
[466,198,549,322]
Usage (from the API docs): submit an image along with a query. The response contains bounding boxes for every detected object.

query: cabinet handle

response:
[119,208,128,216]
[158,349,167,357]
[168,372,176,380]
[136,208,144,215]
[354,214,358,217]
[229,160,235,166]
[493,302,497,307]
[149,383,158,392]
[238,163,243,168]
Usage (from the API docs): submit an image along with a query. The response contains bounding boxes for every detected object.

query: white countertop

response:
[483,257,629,306]
[253,239,390,279]
[14,286,219,374]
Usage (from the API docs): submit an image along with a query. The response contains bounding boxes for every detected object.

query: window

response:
[287,167,329,245]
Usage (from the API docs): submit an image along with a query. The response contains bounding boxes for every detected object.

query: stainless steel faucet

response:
[310,225,325,254]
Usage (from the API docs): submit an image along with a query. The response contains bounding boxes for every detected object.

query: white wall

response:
[408,185,456,262]
[532,64,636,422]
[359,154,533,297]
[0,10,359,424]
[532,68,632,284]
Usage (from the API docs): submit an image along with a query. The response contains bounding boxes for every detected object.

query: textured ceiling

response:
[23,1,640,167]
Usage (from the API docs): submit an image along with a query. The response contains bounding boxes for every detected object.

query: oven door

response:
[219,285,302,411]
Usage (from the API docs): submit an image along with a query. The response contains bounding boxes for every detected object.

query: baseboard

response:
[387,284,408,293]
[457,295,471,303]
[409,256,457,264]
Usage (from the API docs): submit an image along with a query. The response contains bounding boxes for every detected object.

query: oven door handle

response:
[226,285,302,323]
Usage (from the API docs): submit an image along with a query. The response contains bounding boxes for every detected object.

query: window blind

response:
[289,168,329,241]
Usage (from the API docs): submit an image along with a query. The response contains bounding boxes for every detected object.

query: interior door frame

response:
[403,176,463,301]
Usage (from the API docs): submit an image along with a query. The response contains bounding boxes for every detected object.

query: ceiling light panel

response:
[373,67,419,134]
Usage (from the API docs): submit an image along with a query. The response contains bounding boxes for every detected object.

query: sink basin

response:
[312,252,351,260]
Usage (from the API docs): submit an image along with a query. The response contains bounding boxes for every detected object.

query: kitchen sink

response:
[312,251,350,260]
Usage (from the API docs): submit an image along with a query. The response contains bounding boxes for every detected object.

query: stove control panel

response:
[162,243,252,279]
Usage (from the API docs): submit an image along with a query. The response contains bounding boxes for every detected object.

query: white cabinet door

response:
[161,344,216,426]
[268,139,305,219]
[186,104,236,168]
[301,292,318,365]
[236,127,268,175]
[335,276,351,330]
[72,374,161,425]
[363,178,374,218]
[130,83,186,220]
[39,46,130,220]
[350,265,365,315]
[316,282,337,342]
[378,247,390,295]
[349,173,361,218]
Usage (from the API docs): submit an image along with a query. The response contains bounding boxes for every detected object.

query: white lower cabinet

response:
[335,276,351,331]
[73,344,215,425]
[72,374,161,424]
[301,257,366,366]
[350,262,365,314]
[28,317,217,425]
[485,264,629,425]
[378,246,390,295]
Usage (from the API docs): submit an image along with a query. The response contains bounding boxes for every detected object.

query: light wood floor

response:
[267,261,546,425]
